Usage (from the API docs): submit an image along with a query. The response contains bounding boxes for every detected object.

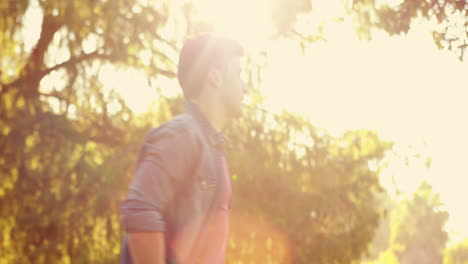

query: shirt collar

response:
[185,101,226,147]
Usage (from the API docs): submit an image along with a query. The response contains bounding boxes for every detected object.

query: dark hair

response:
[177,34,244,99]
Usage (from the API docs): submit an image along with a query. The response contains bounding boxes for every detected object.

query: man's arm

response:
[127,232,165,264]
[120,125,198,263]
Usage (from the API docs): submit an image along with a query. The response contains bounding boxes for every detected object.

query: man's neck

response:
[190,99,227,132]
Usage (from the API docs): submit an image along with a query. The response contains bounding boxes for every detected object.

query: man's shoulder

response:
[145,113,202,144]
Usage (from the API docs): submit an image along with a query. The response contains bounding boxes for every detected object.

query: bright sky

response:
[23,0,468,245]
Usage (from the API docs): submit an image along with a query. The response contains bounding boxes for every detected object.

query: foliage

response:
[224,101,392,263]
[390,181,449,264]
[0,0,178,262]
[444,239,468,264]
[271,0,467,60]
[346,0,468,60]
[362,249,399,264]
[362,193,394,261]
[270,0,312,35]
[363,181,450,264]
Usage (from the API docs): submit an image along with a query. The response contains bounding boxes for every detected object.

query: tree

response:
[267,0,467,60]
[223,101,392,263]
[444,239,468,264]
[0,0,179,262]
[346,0,468,60]
[391,181,449,264]
[362,193,394,262]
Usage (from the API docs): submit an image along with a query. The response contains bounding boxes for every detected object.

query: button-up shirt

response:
[120,101,232,264]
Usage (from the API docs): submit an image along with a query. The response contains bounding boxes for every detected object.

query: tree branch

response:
[0,14,63,95]
[28,14,63,74]
[2,50,108,92]
[39,50,104,77]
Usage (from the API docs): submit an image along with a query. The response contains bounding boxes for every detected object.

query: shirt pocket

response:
[197,169,217,190]
[193,162,218,213]
[195,152,218,190]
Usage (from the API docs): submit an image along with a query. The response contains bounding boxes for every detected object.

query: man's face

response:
[219,55,246,118]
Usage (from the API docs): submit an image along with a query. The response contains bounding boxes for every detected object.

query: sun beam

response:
[190,0,274,49]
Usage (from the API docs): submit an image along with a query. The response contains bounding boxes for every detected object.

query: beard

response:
[226,96,243,118]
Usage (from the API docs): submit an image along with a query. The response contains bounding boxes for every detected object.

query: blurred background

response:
[0,0,467,263]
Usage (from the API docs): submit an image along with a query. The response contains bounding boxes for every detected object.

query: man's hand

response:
[127,232,165,264]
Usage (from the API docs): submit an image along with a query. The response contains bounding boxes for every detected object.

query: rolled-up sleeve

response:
[120,125,197,233]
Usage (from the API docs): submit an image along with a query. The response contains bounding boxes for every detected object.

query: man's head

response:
[177,34,246,118]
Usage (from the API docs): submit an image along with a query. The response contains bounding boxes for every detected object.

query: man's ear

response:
[206,68,222,89]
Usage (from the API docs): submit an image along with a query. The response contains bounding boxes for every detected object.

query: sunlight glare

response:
[191,0,274,50]
[99,66,156,114]
[228,210,292,264]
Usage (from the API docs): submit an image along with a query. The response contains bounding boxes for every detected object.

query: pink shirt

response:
[198,154,231,263]
[171,154,232,264]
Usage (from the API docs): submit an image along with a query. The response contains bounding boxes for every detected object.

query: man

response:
[120,34,246,264]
